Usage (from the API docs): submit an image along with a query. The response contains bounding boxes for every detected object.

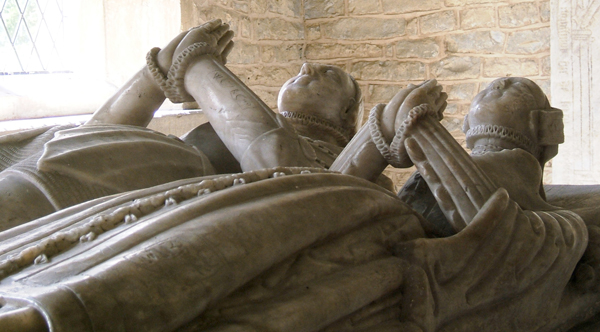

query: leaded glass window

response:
[0,0,70,74]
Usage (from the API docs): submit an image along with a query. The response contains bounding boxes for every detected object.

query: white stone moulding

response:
[552,0,600,184]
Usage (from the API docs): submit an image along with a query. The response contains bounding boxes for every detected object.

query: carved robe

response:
[0,125,213,210]
[0,167,589,332]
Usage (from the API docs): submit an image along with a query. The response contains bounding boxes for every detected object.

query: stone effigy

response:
[0,19,599,332]
[0,20,369,230]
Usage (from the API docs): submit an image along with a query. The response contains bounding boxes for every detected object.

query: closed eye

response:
[326,69,342,84]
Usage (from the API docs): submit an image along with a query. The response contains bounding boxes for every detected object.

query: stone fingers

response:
[421,116,497,206]
[405,115,499,230]
[220,40,234,64]
[430,84,443,97]
[180,21,231,54]
[404,135,468,231]
[218,30,234,48]
[216,28,235,64]
[419,79,438,91]
[192,18,222,31]
[434,93,448,120]
[417,80,447,121]
[415,124,478,224]
[212,22,231,38]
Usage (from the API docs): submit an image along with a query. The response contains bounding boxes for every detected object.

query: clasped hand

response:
[156,19,234,74]
[380,79,448,143]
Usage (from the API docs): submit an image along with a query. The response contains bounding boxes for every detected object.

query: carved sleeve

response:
[395,190,588,332]
[183,56,321,171]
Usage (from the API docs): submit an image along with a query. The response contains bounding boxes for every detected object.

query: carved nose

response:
[490,78,508,90]
[300,63,315,75]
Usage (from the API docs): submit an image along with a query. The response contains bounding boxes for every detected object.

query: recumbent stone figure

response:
[0,20,372,230]
[0,19,598,332]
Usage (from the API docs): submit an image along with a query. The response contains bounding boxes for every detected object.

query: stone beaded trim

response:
[0,167,329,279]
[146,47,170,95]
[165,42,220,103]
[369,103,435,168]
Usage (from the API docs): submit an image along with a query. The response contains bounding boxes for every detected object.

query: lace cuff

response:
[164,42,219,103]
[368,103,435,168]
[146,47,169,94]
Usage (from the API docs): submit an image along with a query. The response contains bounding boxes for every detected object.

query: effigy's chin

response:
[0,167,425,332]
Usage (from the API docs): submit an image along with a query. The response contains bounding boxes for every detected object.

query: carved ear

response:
[537,108,564,146]
[341,98,355,120]
[462,114,470,134]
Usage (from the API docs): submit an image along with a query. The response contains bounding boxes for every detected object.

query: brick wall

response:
[182,0,551,189]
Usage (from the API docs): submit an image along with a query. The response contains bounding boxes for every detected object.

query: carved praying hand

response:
[342,77,502,230]
[400,105,496,230]
[330,80,447,182]
[86,19,234,126]
[156,19,234,73]
[381,80,447,142]
[379,79,448,168]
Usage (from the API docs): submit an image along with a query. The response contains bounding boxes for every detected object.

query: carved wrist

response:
[389,104,435,162]
[368,104,404,168]
[369,103,436,168]
[164,42,220,104]
[146,47,170,94]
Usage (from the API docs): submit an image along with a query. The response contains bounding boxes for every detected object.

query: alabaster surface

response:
[0,19,599,332]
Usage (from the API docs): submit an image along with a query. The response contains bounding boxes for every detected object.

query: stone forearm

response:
[330,125,388,183]
[184,56,284,162]
[86,66,166,127]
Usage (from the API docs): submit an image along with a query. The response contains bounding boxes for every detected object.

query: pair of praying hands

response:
[86,19,234,127]
[155,19,234,75]
[152,19,451,185]
[382,80,448,140]
[374,80,488,229]
[374,79,448,169]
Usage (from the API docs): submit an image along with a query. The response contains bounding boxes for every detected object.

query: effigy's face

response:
[467,78,540,142]
[277,63,356,127]
[471,78,537,119]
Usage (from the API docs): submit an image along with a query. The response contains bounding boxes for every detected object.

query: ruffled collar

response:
[280,111,351,147]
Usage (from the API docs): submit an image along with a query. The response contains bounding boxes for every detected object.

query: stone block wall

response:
[181,0,551,189]
[182,0,306,110]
